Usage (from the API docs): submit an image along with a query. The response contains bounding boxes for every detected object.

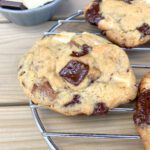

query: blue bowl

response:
[0,0,62,26]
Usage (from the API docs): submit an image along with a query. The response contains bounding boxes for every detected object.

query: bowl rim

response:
[0,0,62,14]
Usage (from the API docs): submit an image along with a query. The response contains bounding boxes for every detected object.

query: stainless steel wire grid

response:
[29,10,150,150]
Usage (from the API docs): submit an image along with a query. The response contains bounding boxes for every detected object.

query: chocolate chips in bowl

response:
[0,0,62,26]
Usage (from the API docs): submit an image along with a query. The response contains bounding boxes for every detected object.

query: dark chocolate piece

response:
[70,44,92,57]
[32,81,56,99]
[133,90,150,127]
[137,23,150,36]
[124,0,134,4]
[59,60,89,86]
[93,102,109,115]
[85,0,104,25]
[64,95,81,107]
[0,0,27,10]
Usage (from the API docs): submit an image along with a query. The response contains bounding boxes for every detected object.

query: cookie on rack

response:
[134,72,150,150]
[85,0,150,48]
[18,32,137,116]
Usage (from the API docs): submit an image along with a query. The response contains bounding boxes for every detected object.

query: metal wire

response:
[131,64,150,68]
[43,132,140,140]
[29,10,150,150]
[30,101,59,150]
[46,10,83,33]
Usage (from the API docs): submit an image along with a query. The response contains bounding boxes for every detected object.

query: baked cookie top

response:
[85,0,150,47]
[18,32,137,116]
[134,72,150,150]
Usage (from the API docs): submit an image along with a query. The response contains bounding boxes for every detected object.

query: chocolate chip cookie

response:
[85,0,150,48]
[18,32,137,116]
[134,72,150,150]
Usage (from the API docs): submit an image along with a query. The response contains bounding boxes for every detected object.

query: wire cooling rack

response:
[29,10,150,150]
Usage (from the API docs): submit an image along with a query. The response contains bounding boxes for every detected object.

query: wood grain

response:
[52,0,90,20]
[0,14,9,23]
[0,106,144,150]
[0,22,56,105]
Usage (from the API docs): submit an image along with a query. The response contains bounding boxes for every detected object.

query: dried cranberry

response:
[59,60,89,86]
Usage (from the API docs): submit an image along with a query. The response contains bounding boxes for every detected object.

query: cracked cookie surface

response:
[18,32,137,116]
[134,72,150,150]
[85,0,150,47]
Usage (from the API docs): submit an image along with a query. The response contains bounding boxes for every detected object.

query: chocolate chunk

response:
[0,0,27,10]
[133,90,150,127]
[59,60,89,86]
[32,81,56,99]
[137,23,150,36]
[64,95,81,107]
[93,102,109,115]
[70,44,92,57]
[85,0,104,25]
[124,0,134,4]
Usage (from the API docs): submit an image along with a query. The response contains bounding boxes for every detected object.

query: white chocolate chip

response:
[52,32,76,43]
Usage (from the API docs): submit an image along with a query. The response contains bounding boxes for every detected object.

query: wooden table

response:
[0,1,148,149]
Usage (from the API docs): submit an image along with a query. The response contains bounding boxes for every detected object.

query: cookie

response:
[134,72,150,150]
[18,32,137,116]
[85,0,150,48]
